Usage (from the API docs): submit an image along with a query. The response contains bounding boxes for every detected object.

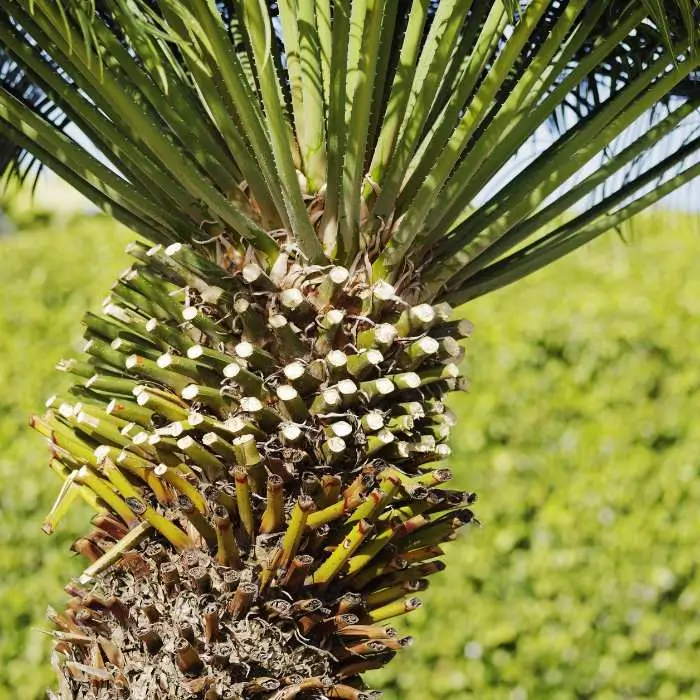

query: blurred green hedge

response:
[0,211,698,699]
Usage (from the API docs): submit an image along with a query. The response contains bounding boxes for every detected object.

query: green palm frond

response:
[0,0,698,300]
[0,46,69,188]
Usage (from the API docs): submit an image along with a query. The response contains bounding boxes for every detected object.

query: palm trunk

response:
[40,241,475,699]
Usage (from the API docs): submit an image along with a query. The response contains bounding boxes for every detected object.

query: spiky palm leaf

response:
[0,2,698,699]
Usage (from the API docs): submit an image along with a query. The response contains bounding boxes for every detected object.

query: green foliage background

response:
[0,211,698,699]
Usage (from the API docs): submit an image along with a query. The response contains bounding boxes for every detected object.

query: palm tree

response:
[1,1,698,698]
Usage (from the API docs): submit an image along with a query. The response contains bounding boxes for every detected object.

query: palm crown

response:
[0,2,698,699]
[1,1,698,299]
